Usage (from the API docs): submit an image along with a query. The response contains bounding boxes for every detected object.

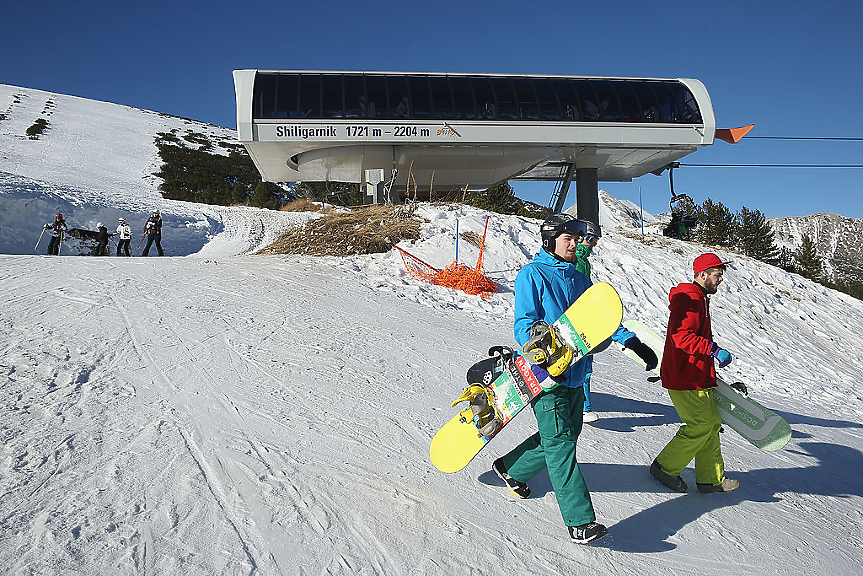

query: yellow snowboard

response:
[430,282,623,473]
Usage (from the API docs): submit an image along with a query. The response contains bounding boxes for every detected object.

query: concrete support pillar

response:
[363,169,384,205]
[576,167,599,225]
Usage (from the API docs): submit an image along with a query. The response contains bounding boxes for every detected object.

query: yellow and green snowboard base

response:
[430,282,623,473]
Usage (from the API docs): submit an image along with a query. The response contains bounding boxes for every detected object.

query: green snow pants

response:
[655,388,725,485]
[501,385,595,527]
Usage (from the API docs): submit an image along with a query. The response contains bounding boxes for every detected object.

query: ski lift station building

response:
[233,69,719,220]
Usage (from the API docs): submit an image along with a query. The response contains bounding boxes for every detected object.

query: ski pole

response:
[137,232,146,249]
[35,226,46,251]
[455,219,459,263]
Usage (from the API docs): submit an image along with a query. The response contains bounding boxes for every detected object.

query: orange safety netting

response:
[395,216,498,299]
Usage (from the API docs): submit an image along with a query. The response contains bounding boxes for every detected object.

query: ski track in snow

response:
[2,240,862,574]
[1,84,862,574]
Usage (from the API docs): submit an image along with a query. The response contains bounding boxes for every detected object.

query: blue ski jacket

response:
[514,249,632,388]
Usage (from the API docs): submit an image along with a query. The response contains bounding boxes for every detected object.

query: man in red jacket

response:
[650,253,740,494]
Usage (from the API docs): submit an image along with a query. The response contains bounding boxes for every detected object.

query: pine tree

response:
[251,181,282,210]
[232,183,249,205]
[794,234,822,281]
[295,181,362,205]
[465,182,521,214]
[463,182,547,217]
[736,206,779,264]
[694,198,735,247]
[777,246,796,273]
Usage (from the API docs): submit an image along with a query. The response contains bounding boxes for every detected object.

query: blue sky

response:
[3,0,861,218]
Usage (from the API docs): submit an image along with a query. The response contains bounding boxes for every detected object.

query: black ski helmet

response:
[582,219,601,239]
[540,214,589,250]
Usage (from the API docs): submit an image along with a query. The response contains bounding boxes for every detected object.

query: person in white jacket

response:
[116,217,132,256]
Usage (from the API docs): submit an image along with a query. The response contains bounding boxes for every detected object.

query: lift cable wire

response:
[679,133,863,167]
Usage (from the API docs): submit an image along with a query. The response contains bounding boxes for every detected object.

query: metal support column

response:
[575,167,599,224]
[363,169,384,205]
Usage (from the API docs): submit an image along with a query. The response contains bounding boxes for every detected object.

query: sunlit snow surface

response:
[1,84,862,574]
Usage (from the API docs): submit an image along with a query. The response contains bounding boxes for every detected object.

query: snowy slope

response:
[1,204,862,574]
[1,85,862,574]
[0,84,302,256]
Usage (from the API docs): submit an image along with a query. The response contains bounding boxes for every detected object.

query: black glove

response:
[729,381,748,396]
[626,337,658,371]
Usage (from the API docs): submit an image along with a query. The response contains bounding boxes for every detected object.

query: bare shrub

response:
[258,204,421,256]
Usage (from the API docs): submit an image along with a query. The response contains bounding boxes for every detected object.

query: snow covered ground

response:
[2,205,862,574]
[0,84,301,256]
[1,84,862,574]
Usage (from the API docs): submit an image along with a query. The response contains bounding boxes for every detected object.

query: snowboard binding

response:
[522,321,573,377]
[452,384,503,438]
[482,345,514,385]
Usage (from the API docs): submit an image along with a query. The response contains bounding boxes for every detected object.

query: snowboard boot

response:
[649,459,688,492]
[492,458,531,499]
[568,522,609,544]
[697,478,740,493]
[582,410,599,423]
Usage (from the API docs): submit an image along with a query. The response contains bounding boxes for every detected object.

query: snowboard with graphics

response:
[430,282,623,473]
[621,319,791,451]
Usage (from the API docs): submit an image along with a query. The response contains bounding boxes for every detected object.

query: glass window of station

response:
[252,72,702,124]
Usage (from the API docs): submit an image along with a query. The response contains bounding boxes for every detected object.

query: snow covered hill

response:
[1,85,862,574]
[0,84,301,256]
[2,202,863,574]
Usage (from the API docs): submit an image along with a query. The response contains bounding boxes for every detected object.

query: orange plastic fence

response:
[395,216,498,299]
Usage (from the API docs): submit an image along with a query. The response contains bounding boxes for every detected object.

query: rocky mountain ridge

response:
[770,213,863,283]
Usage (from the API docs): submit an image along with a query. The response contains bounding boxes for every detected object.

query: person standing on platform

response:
[142,210,164,257]
[45,213,67,256]
[116,217,132,256]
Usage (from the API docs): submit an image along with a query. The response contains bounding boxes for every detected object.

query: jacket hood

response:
[668,282,705,303]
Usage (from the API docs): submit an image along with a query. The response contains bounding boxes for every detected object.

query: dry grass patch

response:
[258,204,421,256]
[460,230,484,249]
[281,198,327,213]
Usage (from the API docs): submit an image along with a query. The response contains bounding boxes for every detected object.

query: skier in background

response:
[95,223,114,256]
[141,209,164,256]
[649,253,739,494]
[491,213,648,544]
[116,217,132,256]
[44,213,67,255]
[572,222,657,423]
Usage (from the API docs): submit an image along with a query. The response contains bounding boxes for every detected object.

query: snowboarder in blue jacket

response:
[492,213,649,544]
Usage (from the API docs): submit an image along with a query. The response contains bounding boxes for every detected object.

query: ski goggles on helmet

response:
[579,219,601,239]
[562,219,589,238]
